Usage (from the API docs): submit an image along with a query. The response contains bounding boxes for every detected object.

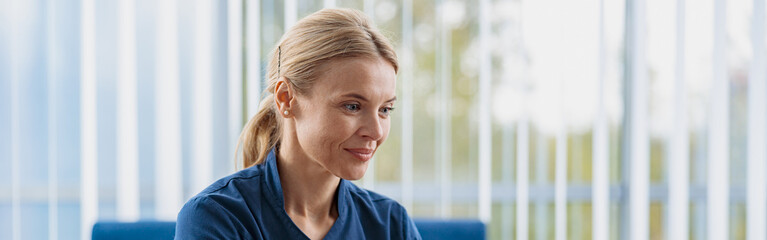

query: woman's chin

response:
[338,164,369,181]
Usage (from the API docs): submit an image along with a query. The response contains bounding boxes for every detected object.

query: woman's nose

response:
[359,111,384,140]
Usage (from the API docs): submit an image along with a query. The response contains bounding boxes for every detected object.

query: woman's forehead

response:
[313,57,397,100]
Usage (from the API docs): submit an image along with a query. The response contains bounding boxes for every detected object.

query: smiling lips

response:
[345,148,375,162]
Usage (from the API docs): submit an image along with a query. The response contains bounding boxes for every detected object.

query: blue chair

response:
[412,219,485,240]
[92,219,485,240]
[92,221,175,240]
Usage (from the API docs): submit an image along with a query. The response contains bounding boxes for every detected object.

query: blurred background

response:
[1,0,766,239]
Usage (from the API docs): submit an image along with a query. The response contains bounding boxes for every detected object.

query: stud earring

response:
[284,110,289,115]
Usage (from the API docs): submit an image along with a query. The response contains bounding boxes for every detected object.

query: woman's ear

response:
[274,78,294,117]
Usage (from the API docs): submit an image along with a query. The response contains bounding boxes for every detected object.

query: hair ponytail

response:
[237,94,282,168]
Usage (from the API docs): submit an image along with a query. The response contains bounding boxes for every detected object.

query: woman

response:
[175,8,421,240]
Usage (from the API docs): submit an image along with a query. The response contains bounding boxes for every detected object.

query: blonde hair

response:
[237,8,399,169]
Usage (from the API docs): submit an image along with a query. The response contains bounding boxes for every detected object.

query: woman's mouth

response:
[344,148,374,162]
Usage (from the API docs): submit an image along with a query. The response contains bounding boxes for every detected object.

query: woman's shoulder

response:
[175,192,259,240]
[198,164,266,196]
[175,165,268,239]
[180,164,268,216]
[344,181,422,239]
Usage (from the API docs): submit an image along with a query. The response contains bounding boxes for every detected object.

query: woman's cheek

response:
[380,119,391,142]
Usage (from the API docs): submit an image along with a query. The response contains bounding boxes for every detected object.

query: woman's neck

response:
[276,142,340,220]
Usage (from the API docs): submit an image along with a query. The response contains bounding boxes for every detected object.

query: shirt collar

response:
[263,148,285,208]
[262,148,350,218]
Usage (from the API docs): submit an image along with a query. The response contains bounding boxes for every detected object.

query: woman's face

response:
[291,57,396,180]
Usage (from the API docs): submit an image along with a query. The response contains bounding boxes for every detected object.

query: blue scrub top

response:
[175,148,422,240]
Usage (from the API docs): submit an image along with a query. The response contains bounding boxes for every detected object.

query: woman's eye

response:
[379,107,395,116]
[344,104,361,112]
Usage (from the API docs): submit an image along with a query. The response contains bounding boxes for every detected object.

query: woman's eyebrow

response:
[341,94,397,103]
[341,93,368,102]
